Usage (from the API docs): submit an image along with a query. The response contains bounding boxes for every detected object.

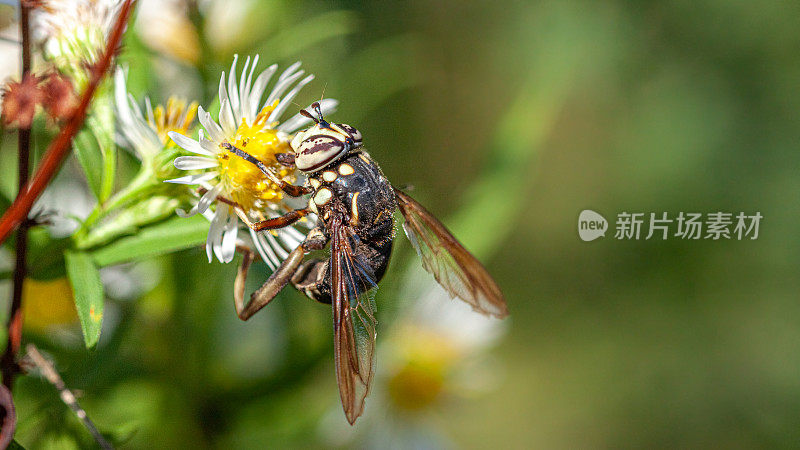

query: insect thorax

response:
[309,151,397,283]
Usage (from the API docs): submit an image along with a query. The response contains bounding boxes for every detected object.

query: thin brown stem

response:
[25,344,113,449]
[1,0,32,392]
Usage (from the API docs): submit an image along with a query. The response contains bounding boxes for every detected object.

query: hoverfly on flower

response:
[217,102,508,424]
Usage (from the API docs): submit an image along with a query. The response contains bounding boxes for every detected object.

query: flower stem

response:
[1,0,32,392]
[73,168,158,243]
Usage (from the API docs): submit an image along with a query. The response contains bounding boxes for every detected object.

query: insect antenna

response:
[312,101,330,128]
[300,108,319,123]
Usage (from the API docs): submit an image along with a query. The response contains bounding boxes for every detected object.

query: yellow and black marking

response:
[322,170,338,182]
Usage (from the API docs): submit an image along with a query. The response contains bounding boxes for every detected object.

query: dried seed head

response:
[42,72,77,122]
[1,74,44,129]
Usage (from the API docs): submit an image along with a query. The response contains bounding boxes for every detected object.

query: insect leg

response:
[222,142,312,197]
[291,259,331,304]
[290,227,332,304]
[233,227,329,320]
[234,208,311,231]
[234,244,305,320]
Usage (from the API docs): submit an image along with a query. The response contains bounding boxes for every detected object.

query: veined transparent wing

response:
[394,188,508,318]
[330,218,378,425]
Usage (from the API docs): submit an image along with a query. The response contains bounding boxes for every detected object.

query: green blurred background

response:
[2,0,800,447]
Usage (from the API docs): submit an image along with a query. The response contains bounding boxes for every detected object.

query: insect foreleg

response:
[222,142,312,197]
[234,208,312,231]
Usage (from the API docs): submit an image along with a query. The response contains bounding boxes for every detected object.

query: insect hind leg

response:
[291,259,331,304]
[234,245,305,320]
[233,227,330,319]
[290,226,332,304]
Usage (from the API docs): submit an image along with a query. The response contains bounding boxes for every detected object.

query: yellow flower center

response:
[150,97,199,146]
[217,101,295,211]
[386,326,461,411]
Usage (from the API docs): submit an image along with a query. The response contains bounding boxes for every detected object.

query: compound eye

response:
[337,123,362,146]
[294,135,346,172]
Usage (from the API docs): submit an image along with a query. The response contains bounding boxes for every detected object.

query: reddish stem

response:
[1,0,32,394]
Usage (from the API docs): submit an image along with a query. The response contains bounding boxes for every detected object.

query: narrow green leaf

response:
[73,92,116,203]
[90,215,209,267]
[76,196,180,250]
[65,250,104,348]
[73,129,105,201]
[86,102,116,202]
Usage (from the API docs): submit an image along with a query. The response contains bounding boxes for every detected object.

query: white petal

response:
[278,61,302,82]
[239,56,252,122]
[199,135,220,155]
[239,56,251,97]
[114,68,132,123]
[174,156,219,170]
[251,229,279,271]
[198,106,226,143]
[281,225,307,248]
[212,209,228,263]
[176,204,199,218]
[265,232,289,259]
[145,96,155,125]
[244,55,260,96]
[268,74,314,123]
[228,55,240,118]
[198,183,224,214]
[219,73,237,132]
[220,216,238,263]
[168,131,214,156]
[165,172,218,185]
[248,64,277,119]
[219,98,236,136]
[264,70,304,107]
[207,208,226,263]
[278,99,338,133]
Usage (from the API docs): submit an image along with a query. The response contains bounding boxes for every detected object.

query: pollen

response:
[151,97,198,146]
[217,100,296,210]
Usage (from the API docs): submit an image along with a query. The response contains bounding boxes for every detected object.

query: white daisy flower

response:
[167,55,337,265]
[114,67,197,167]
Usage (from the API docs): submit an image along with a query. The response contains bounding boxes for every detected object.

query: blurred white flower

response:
[321,267,508,447]
[114,67,197,167]
[135,0,199,63]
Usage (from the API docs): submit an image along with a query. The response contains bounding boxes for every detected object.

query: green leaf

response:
[90,215,209,267]
[76,196,180,250]
[65,250,104,348]
[73,129,105,201]
[73,92,116,203]
[86,101,116,202]
[8,440,26,450]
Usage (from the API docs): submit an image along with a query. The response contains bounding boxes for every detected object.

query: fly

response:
[218,102,508,424]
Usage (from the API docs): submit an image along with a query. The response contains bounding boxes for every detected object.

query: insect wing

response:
[394,188,508,318]
[330,220,378,425]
